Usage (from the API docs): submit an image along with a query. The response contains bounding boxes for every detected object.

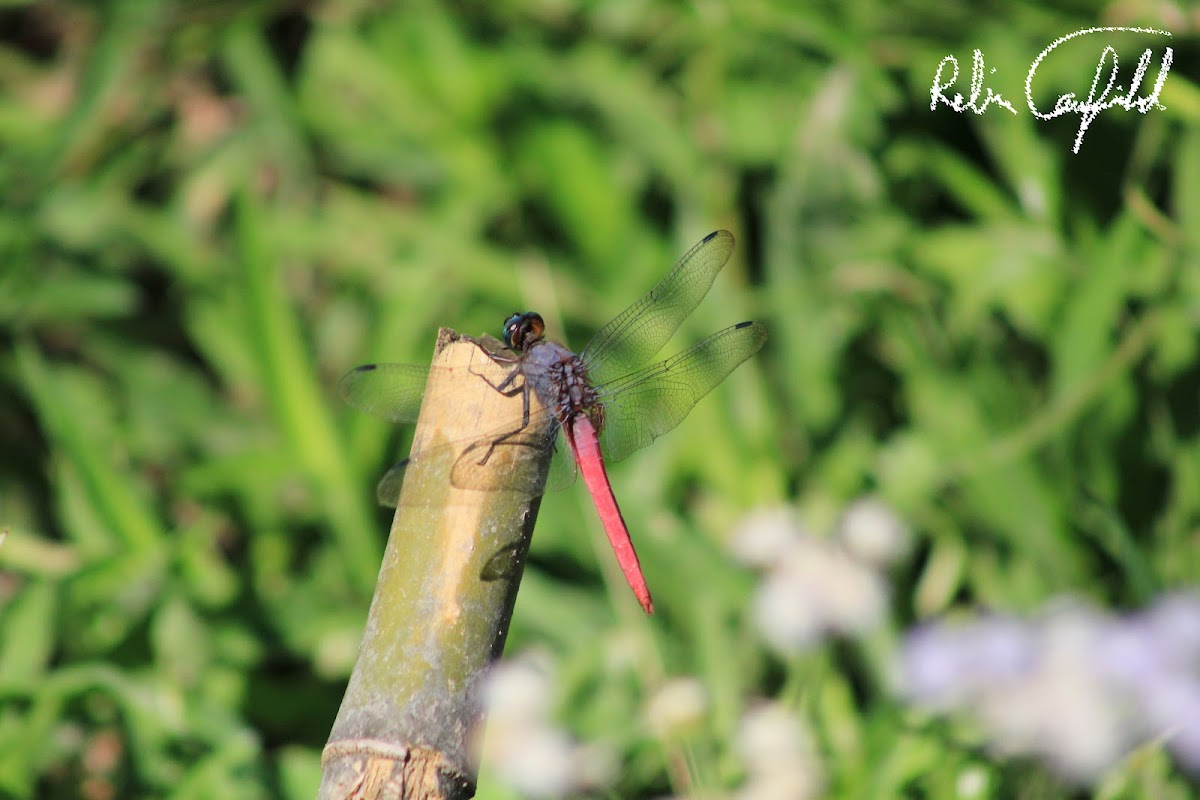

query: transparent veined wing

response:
[581,231,736,387]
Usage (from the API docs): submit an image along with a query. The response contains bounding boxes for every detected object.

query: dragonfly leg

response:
[472,377,536,466]
[468,362,526,397]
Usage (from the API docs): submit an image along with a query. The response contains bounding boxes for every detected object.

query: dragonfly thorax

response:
[520,340,604,433]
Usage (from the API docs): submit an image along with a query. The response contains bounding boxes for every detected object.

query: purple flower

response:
[898,595,1200,782]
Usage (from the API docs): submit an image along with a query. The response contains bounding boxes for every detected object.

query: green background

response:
[1,1,1196,797]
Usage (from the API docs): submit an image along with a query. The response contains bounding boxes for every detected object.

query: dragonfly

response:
[339,230,767,614]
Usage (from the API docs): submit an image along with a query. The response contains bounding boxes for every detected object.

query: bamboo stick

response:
[319,329,553,800]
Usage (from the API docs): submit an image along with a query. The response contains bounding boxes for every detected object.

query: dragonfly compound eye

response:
[503,312,545,351]
[503,313,523,349]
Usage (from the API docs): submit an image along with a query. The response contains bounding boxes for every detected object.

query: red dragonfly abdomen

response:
[565,413,654,614]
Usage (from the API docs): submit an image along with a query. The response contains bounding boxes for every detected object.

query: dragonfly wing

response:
[581,231,735,387]
[543,428,578,491]
[376,460,408,507]
[449,421,561,494]
[374,420,564,507]
[338,363,431,423]
[596,321,767,464]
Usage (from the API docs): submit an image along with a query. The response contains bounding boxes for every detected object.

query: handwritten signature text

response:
[930,27,1173,153]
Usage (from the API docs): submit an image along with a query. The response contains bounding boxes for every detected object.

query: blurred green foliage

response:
[0,1,1197,797]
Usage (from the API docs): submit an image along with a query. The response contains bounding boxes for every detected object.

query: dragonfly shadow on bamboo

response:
[479,540,529,582]
[377,426,566,503]
[340,230,767,614]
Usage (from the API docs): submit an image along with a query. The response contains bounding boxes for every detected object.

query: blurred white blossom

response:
[899,594,1200,782]
[572,742,618,790]
[734,768,821,800]
[483,650,554,725]
[836,497,910,567]
[734,702,823,800]
[479,653,615,798]
[752,556,825,651]
[644,677,709,737]
[730,506,807,567]
[955,765,989,797]
[486,726,577,799]
[735,502,898,653]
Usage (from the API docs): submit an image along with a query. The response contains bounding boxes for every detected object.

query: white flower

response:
[737,703,818,772]
[752,560,825,652]
[955,766,989,798]
[809,546,888,635]
[836,497,911,567]
[752,535,887,653]
[734,767,822,800]
[977,645,1122,780]
[487,725,577,799]
[483,653,554,726]
[571,742,618,791]
[730,507,806,567]
[644,677,709,737]
[735,703,823,799]
[478,653,616,798]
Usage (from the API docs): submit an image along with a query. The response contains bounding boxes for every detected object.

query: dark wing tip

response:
[703,229,735,245]
[354,364,378,373]
[734,320,766,339]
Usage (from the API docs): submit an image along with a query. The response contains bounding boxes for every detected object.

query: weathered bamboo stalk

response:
[319,329,553,800]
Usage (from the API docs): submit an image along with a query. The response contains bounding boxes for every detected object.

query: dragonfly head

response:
[502,312,545,352]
